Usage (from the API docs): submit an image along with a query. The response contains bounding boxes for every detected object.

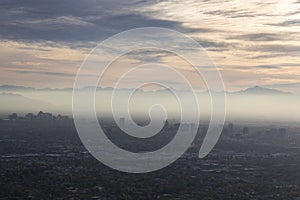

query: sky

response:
[0,0,300,93]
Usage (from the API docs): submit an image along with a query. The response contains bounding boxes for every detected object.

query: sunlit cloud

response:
[0,0,299,92]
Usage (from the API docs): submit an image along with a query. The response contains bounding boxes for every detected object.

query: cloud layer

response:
[0,0,299,92]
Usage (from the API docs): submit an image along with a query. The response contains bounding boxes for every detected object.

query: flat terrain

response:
[0,120,299,199]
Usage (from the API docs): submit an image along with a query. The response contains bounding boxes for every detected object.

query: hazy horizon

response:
[1,84,299,122]
[1,0,299,124]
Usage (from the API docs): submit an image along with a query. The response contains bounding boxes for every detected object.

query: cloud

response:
[255,65,281,69]
[263,82,300,94]
[0,0,300,92]
[264,82,300,87]
[203,10,258,18]
[194,38,230,49]
[126,49,174,63]
[14,70,76,77]
[267,19,300,27]
[224,64,281,71]
[245,44,300,54]
[0,0,203,47]
[222,63,300,72]
[228,33,279,42]
[248,53,293,60]
[19,16,94,27]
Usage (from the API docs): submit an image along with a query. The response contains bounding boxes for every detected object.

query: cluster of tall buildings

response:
[7,111,70,122]
[118,117,198,133]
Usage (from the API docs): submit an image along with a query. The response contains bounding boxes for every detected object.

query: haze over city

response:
[1,0,300,199]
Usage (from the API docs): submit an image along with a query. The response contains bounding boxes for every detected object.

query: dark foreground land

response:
[0,119,300,200]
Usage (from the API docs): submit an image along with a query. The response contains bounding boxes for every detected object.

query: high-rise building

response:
[228,123,234,134]
[243,127,249,135]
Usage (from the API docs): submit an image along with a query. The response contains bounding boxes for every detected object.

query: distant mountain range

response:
[0,92,52,112]
[232,86,292,95]
[0,85,298,121]
[0,85,293,95]
[0,85,73,92]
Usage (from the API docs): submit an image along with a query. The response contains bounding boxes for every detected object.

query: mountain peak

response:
[237,86,292,95]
